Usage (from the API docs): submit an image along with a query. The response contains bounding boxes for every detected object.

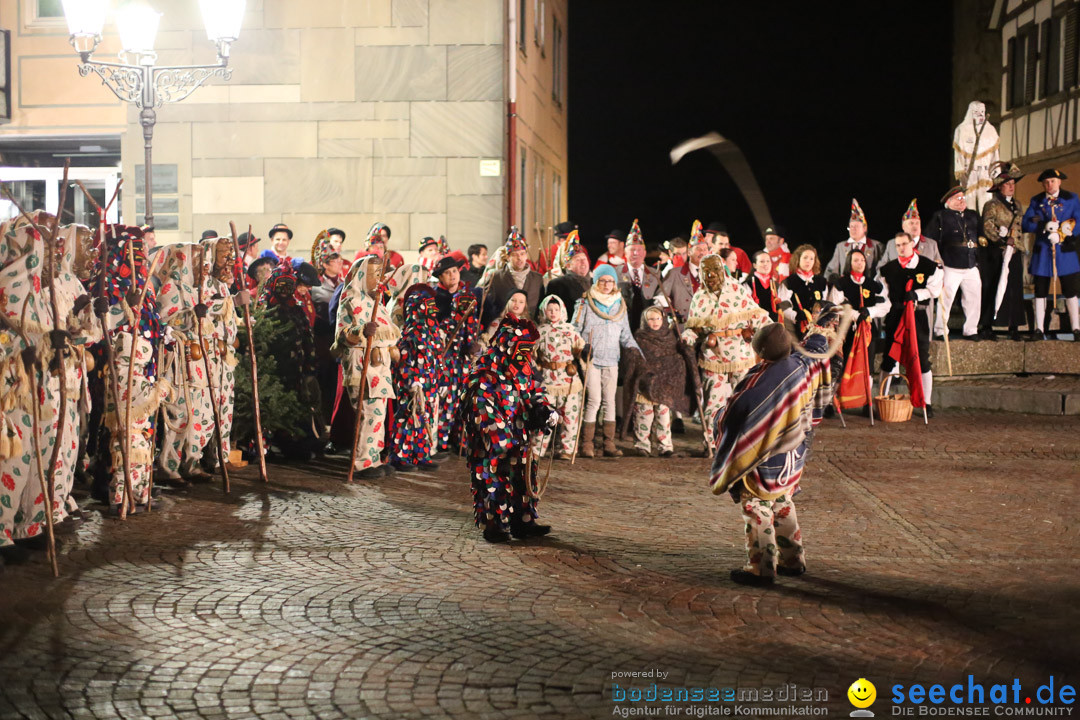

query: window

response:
[534,0,546,55]
[1040,17,1063,99]
[1008,25,1037,109]
[1064,5,1080,89]
[535,161,545,239]
[0,30,9,122]
[518,0,527,53]
[36,0,63,16]
[552,173,561,228]
[552,19,564,104]
[519,146,527,230]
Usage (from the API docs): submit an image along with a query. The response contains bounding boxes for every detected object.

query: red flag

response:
[839,320,872,409]
[886,280,926,408]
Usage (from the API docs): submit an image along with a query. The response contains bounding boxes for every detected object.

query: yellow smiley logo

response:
[847,678,877,709]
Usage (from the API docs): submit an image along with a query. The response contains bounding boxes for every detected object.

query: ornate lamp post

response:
[61,0,244,226]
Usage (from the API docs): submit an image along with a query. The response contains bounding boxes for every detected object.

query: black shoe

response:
[150,486,162,499]
[776,565,806,577]
[380,464,396,477]
[416,461,440,471]
[0,544,33,565]
[730,569,774,586]
[1009,330,1022,342]
[432,451,450,460]
[323,442,344,456]
[354,466,383,480]
[980,330,997,341]
[659,450,674,458]
[1031,330,1047,341]
[510,523,551,539]
[672,418,685,435]
[932,334,946,342]
[925,405,935,419]
[961,334,981,342]
[823,405,836,419]
[483,526,511,543]
[391,461,415,471]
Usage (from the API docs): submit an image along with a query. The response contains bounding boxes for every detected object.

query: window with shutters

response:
[1025,25,1038,104]
[1040,16,1063,98]
[1065,6,1079,89]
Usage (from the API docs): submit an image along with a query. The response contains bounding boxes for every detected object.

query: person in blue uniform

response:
[1021,168,1080,341]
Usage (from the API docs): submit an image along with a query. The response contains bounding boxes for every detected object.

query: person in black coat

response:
[923,186,983,340]
[543,250,592,320]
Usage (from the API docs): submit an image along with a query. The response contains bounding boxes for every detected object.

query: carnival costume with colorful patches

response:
[710,323,834,580]
[102,224,167,509]
[459,313,555,536]
[390,284,442,467]
[201,238,239,463]
[530,295,584,459]
[333,257,400,472]
[680,255,770,442]
[433,273,481,453]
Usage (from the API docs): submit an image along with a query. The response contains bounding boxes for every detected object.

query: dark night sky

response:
[567,3,954,260]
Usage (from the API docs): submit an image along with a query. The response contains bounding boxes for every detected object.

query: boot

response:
[602,421,623,457]
[579,423,596,458]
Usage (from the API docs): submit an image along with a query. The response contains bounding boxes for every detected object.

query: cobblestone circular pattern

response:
[1,409,1078,719]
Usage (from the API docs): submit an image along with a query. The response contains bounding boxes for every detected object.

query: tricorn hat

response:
[1038,168,1067,182]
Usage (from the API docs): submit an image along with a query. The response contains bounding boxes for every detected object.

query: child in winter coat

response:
[532,296,584,459]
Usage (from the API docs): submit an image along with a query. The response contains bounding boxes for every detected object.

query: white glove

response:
[546,411,561,428]
[998,226,1009,238]
[1046,221,1060,234]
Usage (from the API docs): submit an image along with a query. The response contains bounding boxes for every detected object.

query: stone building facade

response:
[0,0,568,260]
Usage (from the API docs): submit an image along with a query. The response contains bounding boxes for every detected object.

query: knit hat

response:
[626,219,645,246]
[751,323,792,362]
[902,199,919,221]
[592,264,619,285]
[849,198,867,228]
[504,226,528,253]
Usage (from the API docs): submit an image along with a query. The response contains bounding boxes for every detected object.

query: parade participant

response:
[618,219,662,329]
[310,230,344,306]
[980,162,1027,341]
[877,232,943,414]
[102,224,167,513]
[141,225,157,253]
[660,236,688,277]
[246,256,274,292]
[155,243,214,485]
[825,199,882,279]
[259,223,293,264]
[362,222,404,273]
[879,199,942,266]
[827,248,888,386]
[705,223,752,275]
[681,254,770,444]
[384,262,429,328]
[327,227,350,276]
[433,254,482,454]
[461,244,488,288]
[778,244,827,337]
[256,260,322,459]
[621,306,698,458]
[762,226,790,281]
[237,231,260,272]
[544,231,591,315]
[595,229,627,270]
[202,237,240,470]
[719,248,745,283]
[1022,168,1080,341]
[418,236,441,274]
[925,186,983,340]
[333,256,400,478]
[389,284,442,471]
[531,295,585,460]
[661,220,711,322]
[573,264,642,458]
[709,321,835,586]
[745,251,778,321]
[484,227,544,323]
[953,100,999,213]
[459,312,558,543]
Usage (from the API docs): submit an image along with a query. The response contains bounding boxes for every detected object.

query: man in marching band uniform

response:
[1021,168,1080,341]
[980,162,1027,341]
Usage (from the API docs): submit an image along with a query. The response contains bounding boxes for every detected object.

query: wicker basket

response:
[874,373,914,423]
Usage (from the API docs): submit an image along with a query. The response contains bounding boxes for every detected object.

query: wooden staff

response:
[27,364,58,577]
[569,335,594,465]
[41,160,71,564]
[195,244,230,494]
[229,222,268,483]
[346,257,388,483]
[72,180,136,515]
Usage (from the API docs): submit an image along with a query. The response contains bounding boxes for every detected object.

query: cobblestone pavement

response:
[1,410,1078,719]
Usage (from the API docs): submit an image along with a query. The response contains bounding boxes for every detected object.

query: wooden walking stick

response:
[72,180,137,516]
[41,160,71,561]
[346,257,388,483]
[569,334,594,466]
[229,222,268,483]
[194,244,230,494]
[27,363,59,577]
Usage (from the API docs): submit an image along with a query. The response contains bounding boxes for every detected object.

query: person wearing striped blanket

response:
[708,312,838,587]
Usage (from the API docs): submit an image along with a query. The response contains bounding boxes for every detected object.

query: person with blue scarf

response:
[572,264,643,457]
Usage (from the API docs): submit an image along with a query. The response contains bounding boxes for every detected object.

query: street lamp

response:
[61,0,245,227]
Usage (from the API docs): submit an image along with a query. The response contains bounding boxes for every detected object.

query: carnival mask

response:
[274,276,297,298]
[701,255,726,293]
[213,238,235,282]
[972,102,986,126]
[73,225,98,282]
